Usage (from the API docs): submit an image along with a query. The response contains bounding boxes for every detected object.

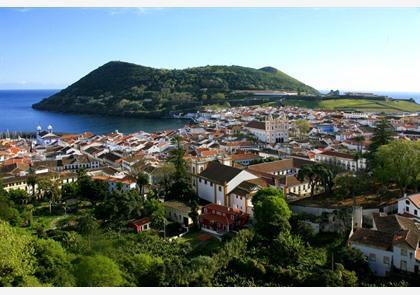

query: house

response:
[398,193,420,220]
[231,153,261,166]
[98,152,123,167]
[247,157,314,177]
[349,213,420,276]
[247,157,315,197]
[56,155,100,171]
[228,178,267,217]
[128,217,151,233]
[92,175,137,192]
[164,200,201,227]
[199,203,249,235]
[195,160,259,207]
[315,150,366,171]
[245,114,288,144]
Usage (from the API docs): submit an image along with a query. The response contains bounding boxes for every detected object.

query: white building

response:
[349,213,420,277]
[315,150,366,171]
[195,160,260,215]
[245,114,288,144]
[398,193,420,220]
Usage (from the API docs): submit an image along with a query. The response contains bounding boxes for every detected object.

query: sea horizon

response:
[0,88,419,135]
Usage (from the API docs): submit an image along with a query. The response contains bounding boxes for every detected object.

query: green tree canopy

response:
[33,238,75,286]
[0,221,37,286]
[253,194,292,239]
[375,140,420,195]
[73,255,125,287]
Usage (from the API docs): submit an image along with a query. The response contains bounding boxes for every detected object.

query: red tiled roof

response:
[408,194,420,208]
[129,217,150,226]
[199,213,231,225]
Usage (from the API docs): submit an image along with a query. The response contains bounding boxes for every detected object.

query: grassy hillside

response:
[32,61,319,117]
[284,98,420,113]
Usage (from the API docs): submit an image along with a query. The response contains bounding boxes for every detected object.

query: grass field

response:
[181,231,222,255]
[284,98,420,112]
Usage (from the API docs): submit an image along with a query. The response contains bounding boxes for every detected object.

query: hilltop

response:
[32,61,319,117]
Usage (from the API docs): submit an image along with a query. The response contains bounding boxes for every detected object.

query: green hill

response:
[32,61,319,117]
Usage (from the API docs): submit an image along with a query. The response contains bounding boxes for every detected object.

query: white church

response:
[35,124,60,146]
[245,114,289,144]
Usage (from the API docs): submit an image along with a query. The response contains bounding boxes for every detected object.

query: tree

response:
[314,164,334,194]
[253,194,292,239]
[61,182,79,199]
[169,135,188,180]
[8,189,30,205]
[48,180,61,214]
[369,116,393,153]
[0,221,37,286]
[33,238,75,286]
[252,187,285,205]
[367,115,393,169]
[0,195,22,226]
[124,253,164,286]
[136,171,149,195]
[295,119,311,139]
[73,255,124,287]
[375,140,420,195]
[188,200,200,231]
[77,169,107,205]
[154,163,176,197]
[26,173,37,200]
[144,198,166,230]
[95,190,144,228]
[352,135,365,153]
[333,174,360,200]
[297,165,319,198]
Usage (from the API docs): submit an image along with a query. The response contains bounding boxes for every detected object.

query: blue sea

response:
[1,89,419,135]
[0,90,187,134]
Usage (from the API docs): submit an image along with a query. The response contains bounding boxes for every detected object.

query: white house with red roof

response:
[315,150,366,171]
[398,193,420,220]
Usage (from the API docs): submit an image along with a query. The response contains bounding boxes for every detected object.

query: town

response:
[1,104,419,287]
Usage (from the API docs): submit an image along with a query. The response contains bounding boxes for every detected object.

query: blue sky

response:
[0,8,419,92]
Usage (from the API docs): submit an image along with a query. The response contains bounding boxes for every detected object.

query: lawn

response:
[181,230,223,255]
[284,98,420,112]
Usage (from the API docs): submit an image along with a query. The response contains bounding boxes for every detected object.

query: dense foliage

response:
[32,61,318,116]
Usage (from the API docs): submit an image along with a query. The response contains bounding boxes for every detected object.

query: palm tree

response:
[27,173,37,201]
[136,171,149,196]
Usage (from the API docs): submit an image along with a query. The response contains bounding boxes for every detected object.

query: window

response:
[218,186,222,192]
[406,200,410,205]
[204,180,207,184]
[401,248,408,256]
[199,178,202,183]
[406,206,410,212]
[383,256,390,265]
[415,210,418,216]
[401,260,407,271]
[210,182,213,187]
[369,253,376,262]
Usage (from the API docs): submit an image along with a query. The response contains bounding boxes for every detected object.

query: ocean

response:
[0,90,187,135]
[1,89,418,135]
